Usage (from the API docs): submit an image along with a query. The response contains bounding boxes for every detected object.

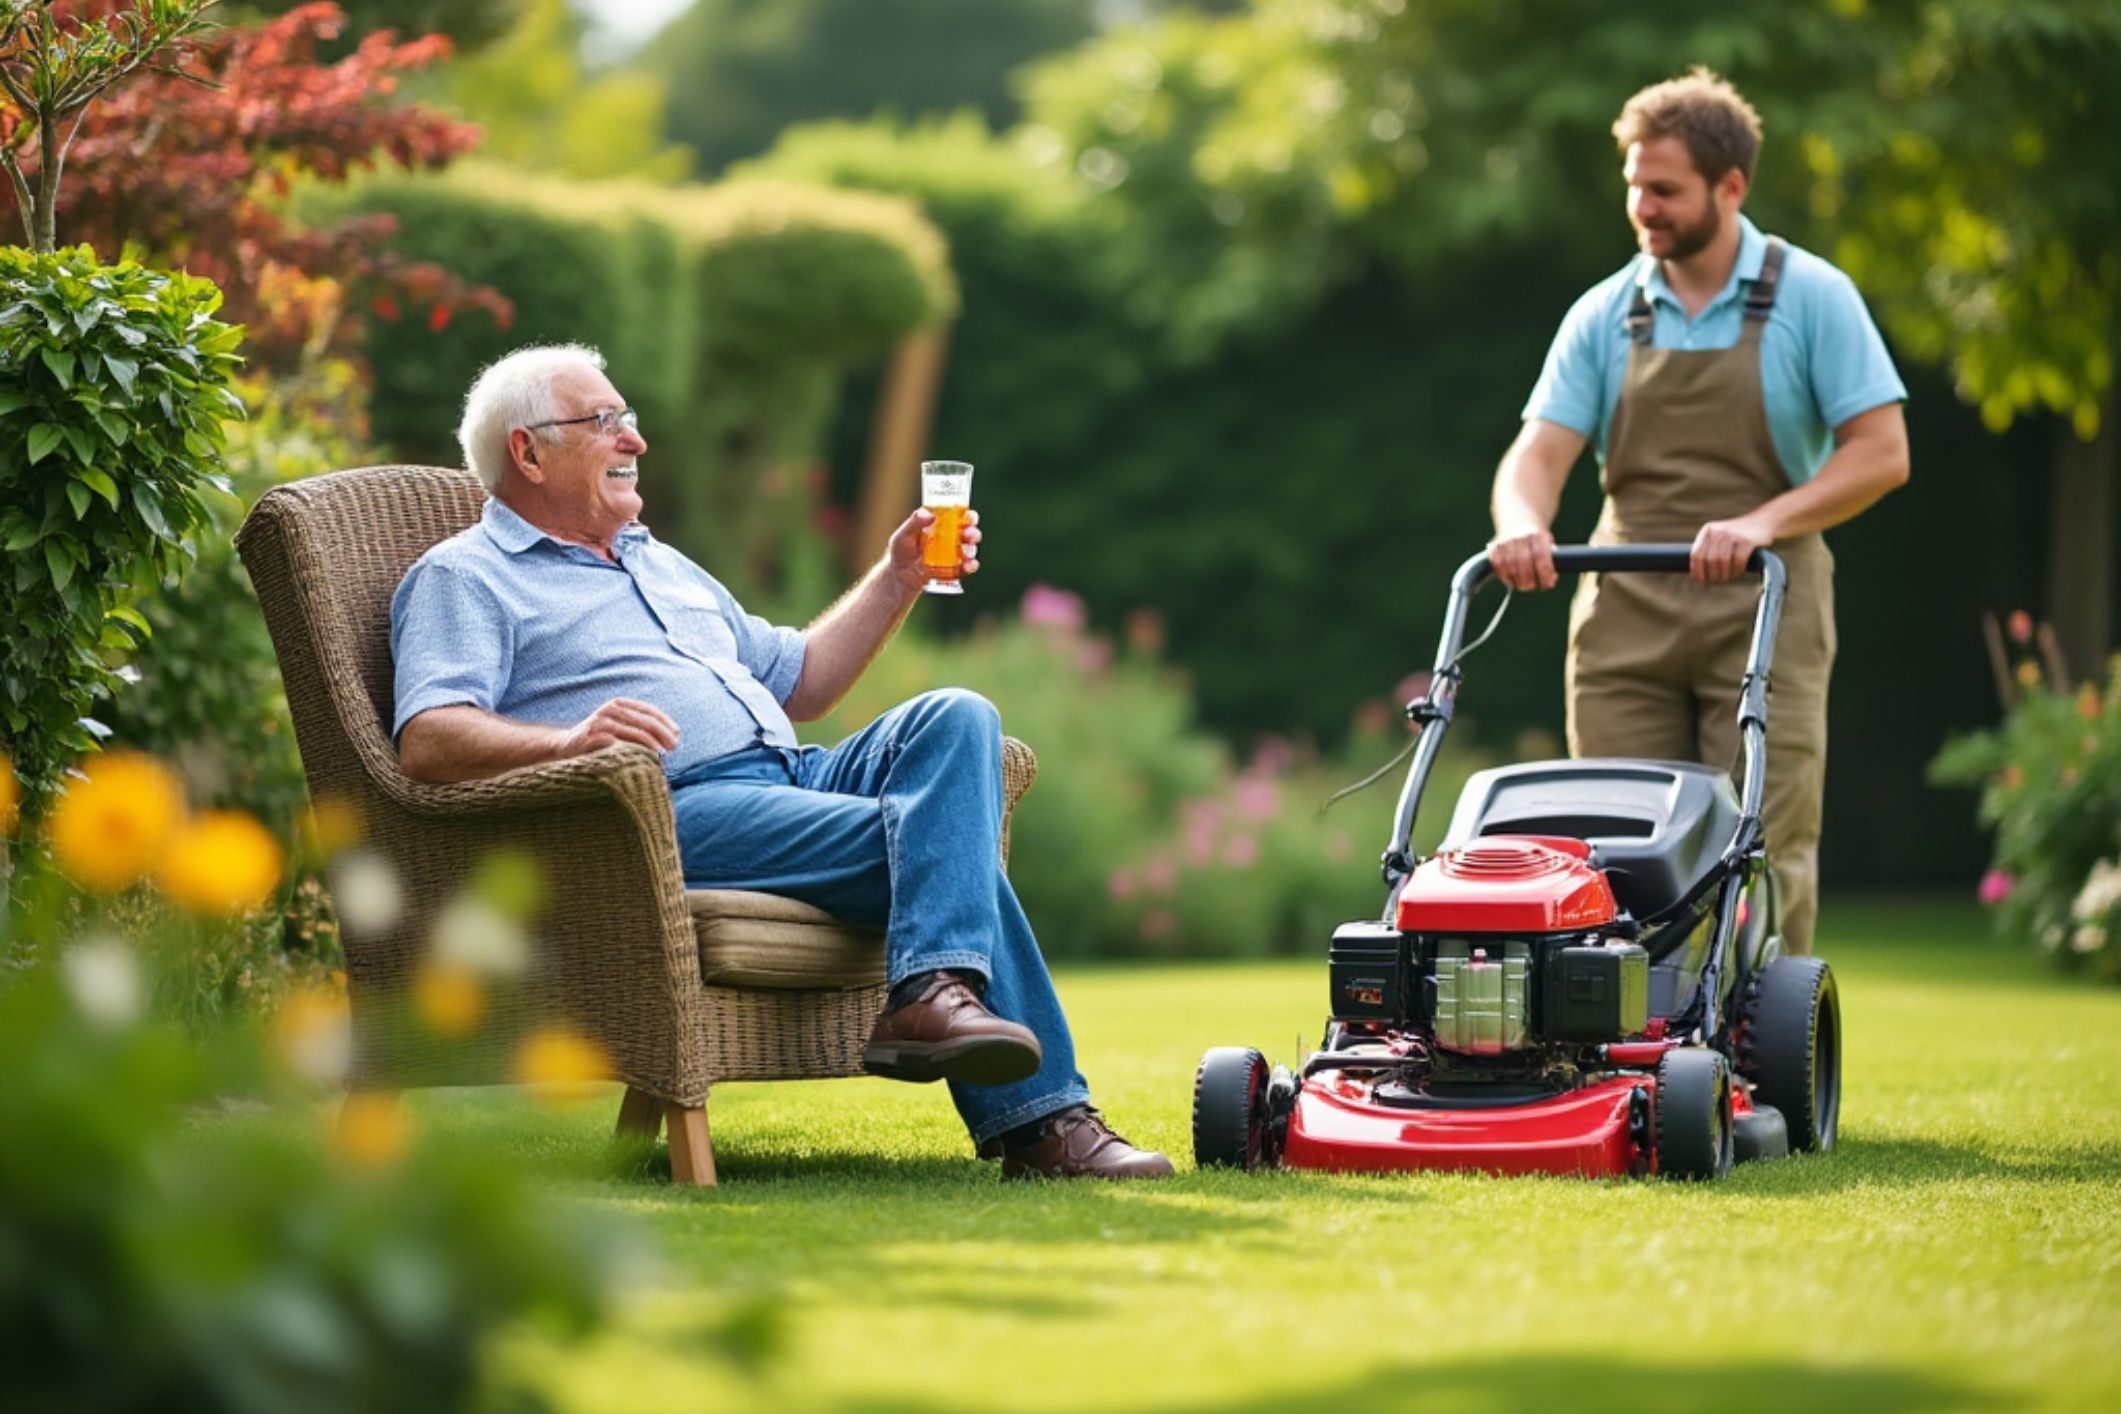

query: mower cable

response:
[1317,583,1515,816]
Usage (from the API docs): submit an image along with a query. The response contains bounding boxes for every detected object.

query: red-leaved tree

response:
[5,1,509,368]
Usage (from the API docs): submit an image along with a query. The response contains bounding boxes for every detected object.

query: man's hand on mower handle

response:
[1488,528,1558,591]
[562,697,680,757]
[1690,513,1774,584]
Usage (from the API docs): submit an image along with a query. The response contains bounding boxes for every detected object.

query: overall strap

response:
[1626,280,1656,346]
[1744,237,1788,322]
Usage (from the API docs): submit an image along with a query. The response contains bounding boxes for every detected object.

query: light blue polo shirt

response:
[1523,215,1907,484]
[390,498,806,778]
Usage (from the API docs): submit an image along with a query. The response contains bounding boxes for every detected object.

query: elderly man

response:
[390,344,1171,1181]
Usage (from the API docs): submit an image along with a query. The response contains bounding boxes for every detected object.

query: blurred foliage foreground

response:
[0,749,628,1412]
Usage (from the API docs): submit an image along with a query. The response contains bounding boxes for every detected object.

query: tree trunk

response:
[853,324,953,577]
[2047,368,2117,684]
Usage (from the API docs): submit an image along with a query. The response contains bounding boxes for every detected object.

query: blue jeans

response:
[668,688,1091,1145]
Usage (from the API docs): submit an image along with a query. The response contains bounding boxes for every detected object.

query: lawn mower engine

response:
[1278,834,1717,1178]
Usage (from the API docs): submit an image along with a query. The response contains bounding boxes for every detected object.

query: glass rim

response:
[920,459,974,475]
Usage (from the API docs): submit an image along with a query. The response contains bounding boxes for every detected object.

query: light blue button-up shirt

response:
[1523,215,1908,484]
[390,498,805,777]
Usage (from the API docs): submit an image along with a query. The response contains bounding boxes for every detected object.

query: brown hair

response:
[1612,67,1763,183]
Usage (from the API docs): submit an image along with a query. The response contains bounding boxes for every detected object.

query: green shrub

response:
[1930,650,2121,978]
[0,246,243,818]
[801,583,1481,958]
[97,366,360,842]
[335,165,693,471]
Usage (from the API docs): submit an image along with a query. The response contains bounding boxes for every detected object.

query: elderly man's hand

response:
[561,697,680,757]
[1488,528,1558,591]
[1690,513,1774,584]
[888,507,981,593]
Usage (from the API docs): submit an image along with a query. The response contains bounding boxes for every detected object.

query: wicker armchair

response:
[235,465,1036,1185]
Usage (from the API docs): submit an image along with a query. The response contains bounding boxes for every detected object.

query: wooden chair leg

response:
[665,1101,716,1187]
[614,1084,663,1141]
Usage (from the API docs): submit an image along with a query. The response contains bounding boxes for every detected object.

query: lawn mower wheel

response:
[1193,1047,1271,1171]
[1655,1047,1734,1181]
[1738,956,1841,1153]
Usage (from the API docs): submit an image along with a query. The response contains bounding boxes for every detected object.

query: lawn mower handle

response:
[1464,543,1788,589]
[1382,544,1786,896]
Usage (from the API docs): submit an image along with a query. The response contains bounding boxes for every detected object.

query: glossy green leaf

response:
[27,423,64,464]
[44,540,73,592]
[77,467,120,509]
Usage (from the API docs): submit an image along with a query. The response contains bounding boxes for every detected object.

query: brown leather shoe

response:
[863,976,1042,1085]
[995,1106,1175,1181]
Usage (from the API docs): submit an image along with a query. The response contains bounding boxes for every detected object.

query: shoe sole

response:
[863,1035,1042,1086]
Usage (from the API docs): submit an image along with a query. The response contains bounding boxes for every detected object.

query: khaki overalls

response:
[1564,239,1834,956]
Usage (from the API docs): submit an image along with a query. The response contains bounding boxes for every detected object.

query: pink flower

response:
[1223,833,1258,868]
[1396,671,1433,705]
[1978,870,2015,907]
[1250,735,1295,776]
[1233,772,1279,821]
[1021,584,1086,634]
[1107,867,1138,901]
[1076,640,1112,676]
[1144,854,1178,894]
[2006,610,2033,645]
[1182,801,1221,865]
[1140,909,1176,942]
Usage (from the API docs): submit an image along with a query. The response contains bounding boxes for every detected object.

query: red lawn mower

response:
[1193,545,1840,1180]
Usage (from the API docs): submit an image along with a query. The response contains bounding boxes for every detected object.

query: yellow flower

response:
[156,809,284,915]
[49,752,184,891]
[514,1026,613,1103]
[298,795,364,860]
[1,752,18,835]
[333,1093,410,1171]
[414,963,486,1037]
[2015,660,2042,690]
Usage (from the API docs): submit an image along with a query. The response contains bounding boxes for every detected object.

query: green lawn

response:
[430,899,2120,1413]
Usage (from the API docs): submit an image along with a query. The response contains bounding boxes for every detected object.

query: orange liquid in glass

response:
[922,503,968,580]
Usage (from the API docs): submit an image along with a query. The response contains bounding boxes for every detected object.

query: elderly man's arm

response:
[783,508,981,721]
[398,698,680,784]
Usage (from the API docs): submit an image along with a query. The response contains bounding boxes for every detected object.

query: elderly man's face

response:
[528,367,649,537]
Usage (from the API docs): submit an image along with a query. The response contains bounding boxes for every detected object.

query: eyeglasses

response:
[525,406,639,437]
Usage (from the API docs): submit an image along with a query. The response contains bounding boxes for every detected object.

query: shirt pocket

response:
[659,596,735,664]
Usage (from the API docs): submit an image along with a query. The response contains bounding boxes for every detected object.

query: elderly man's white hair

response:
[457,343,608,492]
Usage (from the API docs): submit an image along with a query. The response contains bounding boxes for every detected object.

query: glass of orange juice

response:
[919,460,974,596]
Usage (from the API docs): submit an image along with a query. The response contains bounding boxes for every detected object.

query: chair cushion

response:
[689,889,885,989]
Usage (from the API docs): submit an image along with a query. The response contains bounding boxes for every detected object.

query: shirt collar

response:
[479,496,651,556]
[1634,213,1766,313]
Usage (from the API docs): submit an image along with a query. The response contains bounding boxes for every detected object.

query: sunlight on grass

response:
[428,899,2120,1412]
